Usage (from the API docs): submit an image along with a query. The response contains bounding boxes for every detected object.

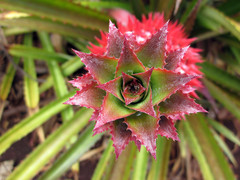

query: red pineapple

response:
[65,13,206,159]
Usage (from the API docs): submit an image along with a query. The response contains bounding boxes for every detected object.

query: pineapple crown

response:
[65,13,206,159]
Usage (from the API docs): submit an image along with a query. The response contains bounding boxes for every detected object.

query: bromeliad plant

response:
[65,13,206,158]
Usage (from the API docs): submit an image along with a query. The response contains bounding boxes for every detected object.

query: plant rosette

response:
[65,13,206,158]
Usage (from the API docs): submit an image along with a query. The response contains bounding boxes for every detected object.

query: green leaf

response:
[180,120,214,180]
[109,142,137,180]
[0,0,110,30]
[231,46,240,64]
[200,61,240,92]
[0,91,75,155]
[218,0,240,16]
[0,57,20,120]
[132,147,148,180]
[3,27,32,36]
[150,0,175,19]
[0,15,99,41]
[125,112,158,157]
[7,108,93,180]
[147,136,171,180]
[23,34,39,108]
[181,0,201,33]
[102,155,115,180]
[78,1,132,12]
[91,140,114,180]
[0,57,19,101]
[38,32,74,122]
[208,118,240,146]
[39,122,102,180]
[8,44,72,63]
[151,69,194,105]
[186,114,236,180]
[39,57,84,93]
[198,6,240,41]
[211,129,237,166]
[203,79,240,120]
[180,0,199,24]
[130,0,146,20]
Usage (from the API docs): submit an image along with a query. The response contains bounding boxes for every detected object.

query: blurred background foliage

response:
[0,0,240,179]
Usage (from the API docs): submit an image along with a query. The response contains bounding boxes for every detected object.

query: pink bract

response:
[65,13,206,159]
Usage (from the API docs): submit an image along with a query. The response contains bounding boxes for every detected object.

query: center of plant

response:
[126,79,141,95]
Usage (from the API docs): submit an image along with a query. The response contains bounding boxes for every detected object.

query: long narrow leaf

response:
[110,142,137,180]
[0,57,19,101]
[211,129,237,166]
[39,122,102,180]
[186,114,236,180]
[0,14,99,41]
[0,0,110,30]
[38,32,74,122]
[200,61,240,92]
[39,57,84,93]
[0,91,75,155]
[91,141,114,180]
[181,120,214,180]
[208,118,240,146]
[23,34,39,109]
[132,147,148,180]
[8,44,72,63]
[7,108,93,180]
[198,6,240,41]
[147,136,171,180]
[180,0,199,24]
[130,0,146,19]
[203,79,240,120]
[78,1,132,12]
[0,57,19,120]
[3,26,32,36]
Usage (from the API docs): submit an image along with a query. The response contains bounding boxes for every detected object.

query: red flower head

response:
[65,13,206,159]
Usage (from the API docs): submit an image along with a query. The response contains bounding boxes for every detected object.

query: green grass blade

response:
[231,46,240,64]
[65,37,90,53]
[0,0,109,30]
[8,44,72,63]
[181,120,214,180]
[38,32,74,122]
[132,147,148,180]
[110,142,137,180]
[7,108,93,180]
[130,0,146,19]
[23,34,39,108]
[218,0,240,16]
[198,6,240,41]
[200,61,240,92]
[0,91,75,155]
[39,122,101,180]
[180,0,199,24]
[150,0,175,19]
[78,1,132,12]
[208,118,240,146]
[0,57,19,120]
[203,79,240,120]
[147,136,171,180]
[3,27,32,36]
[0,57,19,101]
[211,129,237,166]
[186,114,236,180]
[39,56,84,93]
[102,155,115,180]
[0,14,99,41]
[91,140,114,180]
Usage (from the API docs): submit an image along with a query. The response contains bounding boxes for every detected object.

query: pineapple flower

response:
[65,13,206,159]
